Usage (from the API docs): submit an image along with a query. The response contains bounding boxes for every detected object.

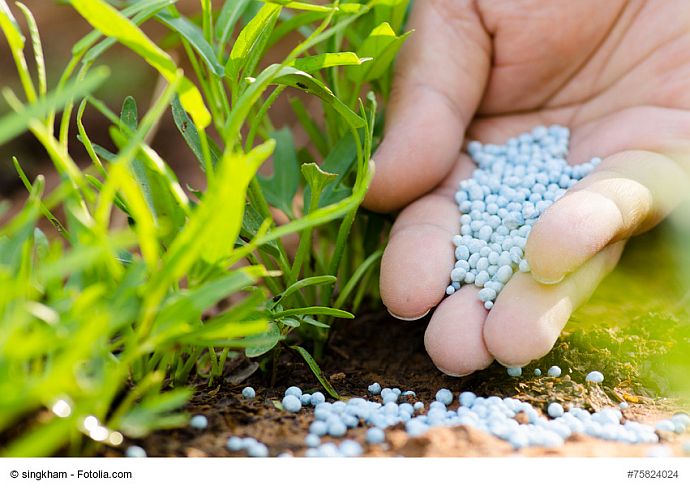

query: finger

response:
[363,0,491,213]
[380,152,476,318]
[483,241,625,367]
[424,285,493,376]
[380,191,458,320]
[526,150,690,283]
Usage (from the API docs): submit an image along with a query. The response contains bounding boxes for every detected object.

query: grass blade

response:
[146,139,276,318]
[256,127,300,218]
[267,11,321,48]
[274,275,336,304]
[374,0,410,34]
[269,1,333,13]
[80,0,177,63]
[272,306,354,319]
[216,0,252,51]
[172,320,268,346]
[334,250,383,309]
[0,67,109,147]
[73,0,176,56]
[15,3,46,97]
[291,52,369,72]
[290,345,339,399]
[170,95,222,169]
[0,0,36,102]
[70,0,211,128]
[347,22,411,82]
[226,3,281,82]
[157,9,225,76]
[272,67,364,129]
[155,267,265,332]
[288,96,328,157]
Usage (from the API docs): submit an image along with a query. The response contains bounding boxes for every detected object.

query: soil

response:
[117,311,690,458]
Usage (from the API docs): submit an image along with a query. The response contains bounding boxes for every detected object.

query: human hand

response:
[364,0,690,375]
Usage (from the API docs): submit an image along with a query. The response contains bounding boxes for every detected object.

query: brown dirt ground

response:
[117,311,690,458]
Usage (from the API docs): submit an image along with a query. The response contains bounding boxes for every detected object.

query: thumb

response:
[526,149,690,284]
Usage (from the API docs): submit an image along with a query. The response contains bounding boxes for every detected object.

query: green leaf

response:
[301,316,331,330]
[2,417,73,457]
[0,175,42,269]
[74,0,175,57]
[279,317,300,329]
[223,63,282,142]
[272,67,365,129]
[290,345,339,399]
[0,0,36,102]
[148,139,275,299]
[313,131,358,206]
[216,0,253,49]
[252,154,373,248]
[374,0,409,34]
[301,162,336,212]
[274,275,336,305]
[109,123,189,245]
[272,306,354,319]
[156,9,225,76]
[240,203,280,258]
[245,322,281,357]
[334,250,383,309]
[0,67,109,147]
[70,0,211,128]
[226,3,281,81]
[288,161,338,283]
[152,288,269,347]
[267,1,332,12]
[32,227,49,259]
[120,388,192,437]
[170,95,222,169]
[364,29,411,81]
[154,267,265,333]
[288,96,328,157]
[291,52,370,72]
[15,2,46,97]
[173,319,267,346]
[267,11,322,49]
[79,0,176,66]
[0,0,22,47]
[116,95,161,228]
[257,127,300,218]
[347,22,411,82]
[120,95,138,131]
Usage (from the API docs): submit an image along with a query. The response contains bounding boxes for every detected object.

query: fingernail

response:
[437,365,474,378]
[530,271,565,285]
[496,359,528,369]
[387,308,430,321]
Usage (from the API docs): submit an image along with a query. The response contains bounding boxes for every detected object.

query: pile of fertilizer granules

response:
[139,373,688,458]
[447,125,601,309]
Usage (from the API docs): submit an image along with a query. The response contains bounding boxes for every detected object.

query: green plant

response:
[0,0,410,456]
[563,213,690,400]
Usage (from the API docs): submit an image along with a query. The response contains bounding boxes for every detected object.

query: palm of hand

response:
[365,0,690,375]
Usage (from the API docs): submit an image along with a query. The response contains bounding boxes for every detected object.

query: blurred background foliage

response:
[0,0,410,455]
[565,202,690,401]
